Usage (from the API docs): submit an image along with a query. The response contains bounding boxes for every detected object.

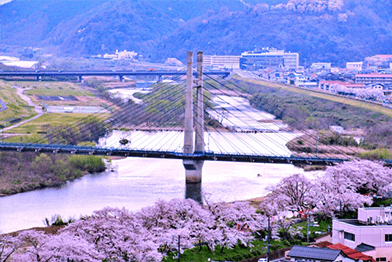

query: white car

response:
[258,258,267,262]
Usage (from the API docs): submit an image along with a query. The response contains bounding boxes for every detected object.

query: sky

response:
[0,0,12,5]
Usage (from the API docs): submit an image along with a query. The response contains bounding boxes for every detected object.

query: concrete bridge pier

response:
[183,159,203,183]
[183,51,205,203]
[36,75,42,81]
[118,75,124,82]
[157,75,162,83]
[78,76,83,83]
[185,179,202,203]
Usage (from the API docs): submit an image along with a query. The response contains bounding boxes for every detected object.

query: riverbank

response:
[0,152,106,197]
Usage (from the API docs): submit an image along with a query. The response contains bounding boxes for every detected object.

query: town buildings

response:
[332,207,392,262]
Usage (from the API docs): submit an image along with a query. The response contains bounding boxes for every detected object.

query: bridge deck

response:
[0,142,349,165]
[0,70,230,78]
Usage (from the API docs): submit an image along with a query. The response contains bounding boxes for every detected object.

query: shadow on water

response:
[185,182,202,204]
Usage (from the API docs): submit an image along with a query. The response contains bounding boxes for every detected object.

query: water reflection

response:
[0,157,320,234]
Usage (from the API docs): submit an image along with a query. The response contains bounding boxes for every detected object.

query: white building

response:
[311,62,332,70]
[240,48,299,70]
[333,207,392,262]
[203,55,240,69]
[347,62,363,71]
[103,50,137,60]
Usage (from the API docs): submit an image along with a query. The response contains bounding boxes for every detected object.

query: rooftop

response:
[356,74,392,77]
[335,219,392,227]
[288,245,341,261]
[355,243,375,253]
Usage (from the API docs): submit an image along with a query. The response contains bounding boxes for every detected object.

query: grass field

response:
[240,77,392,118]
[6,81,94,97]
[0,81,36,123]
[6,113,90,135]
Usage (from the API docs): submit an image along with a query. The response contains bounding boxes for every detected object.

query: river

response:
[0,86,321,234]
[0,157,320,234]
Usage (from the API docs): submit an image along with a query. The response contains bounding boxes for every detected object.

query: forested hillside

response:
[0,0,391,65]
[156,0,392,65]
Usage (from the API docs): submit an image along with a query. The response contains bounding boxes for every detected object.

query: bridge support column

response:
[157,75,162,83]
[185,175,202,203]
[78,76,83,83]
[118,75,124,82]
[36,75,42,81]
[183,51,205,203]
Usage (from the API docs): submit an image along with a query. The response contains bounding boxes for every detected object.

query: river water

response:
[0,87,321,234]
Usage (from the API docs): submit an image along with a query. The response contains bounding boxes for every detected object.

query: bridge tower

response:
[183,51,204,201]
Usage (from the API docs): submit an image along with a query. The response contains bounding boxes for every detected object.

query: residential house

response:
[327,243,375,262]
[287,245,350,262]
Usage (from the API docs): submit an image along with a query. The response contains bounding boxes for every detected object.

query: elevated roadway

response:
[0,70,231,81]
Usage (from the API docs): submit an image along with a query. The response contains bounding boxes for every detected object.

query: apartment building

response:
[355,74,392,85]
[203,55,240,69]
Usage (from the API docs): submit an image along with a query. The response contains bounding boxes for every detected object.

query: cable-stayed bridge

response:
[0,51,366,175]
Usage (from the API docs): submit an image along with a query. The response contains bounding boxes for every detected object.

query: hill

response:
[0,0,391,65]
[154,0,392,65]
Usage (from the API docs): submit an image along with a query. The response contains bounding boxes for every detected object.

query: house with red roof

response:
[327,243,375,262]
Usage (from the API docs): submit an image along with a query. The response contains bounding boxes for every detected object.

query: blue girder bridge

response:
[0,142,347,166]
[0,70,230,82]
[0,52,375,168]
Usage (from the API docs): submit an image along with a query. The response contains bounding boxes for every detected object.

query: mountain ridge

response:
[0,0,391,65]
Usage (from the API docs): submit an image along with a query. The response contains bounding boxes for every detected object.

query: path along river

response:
[0,86,322,234]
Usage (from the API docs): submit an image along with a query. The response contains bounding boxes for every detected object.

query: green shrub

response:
[68,155,106,173]
[360,148,392,160]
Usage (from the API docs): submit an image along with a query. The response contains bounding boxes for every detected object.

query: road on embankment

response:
[3,86,43,131]
[0,98,7,112]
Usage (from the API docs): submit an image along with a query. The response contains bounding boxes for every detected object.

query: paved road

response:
[0,98,7,112]
[3,86,43,132]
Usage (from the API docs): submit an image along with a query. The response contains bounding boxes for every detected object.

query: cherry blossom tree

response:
[311,160,392,217]
[0,235,21,262]
[13,230,102,262]
[264,174,315,213]
[136,198,214,254]
[62,207,162,262]
[204,198,264,252]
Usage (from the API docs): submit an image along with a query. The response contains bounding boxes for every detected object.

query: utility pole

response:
[307,214,310,243]
[267,216,271,262]
[178,235,181,262]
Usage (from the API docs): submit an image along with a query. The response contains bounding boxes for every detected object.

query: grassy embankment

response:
[242,77,392,117]
[4,113,89,143]
[0,152,106,196]
[2,80,108,143]
[236,76,392,159]
[0,82,36,124]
